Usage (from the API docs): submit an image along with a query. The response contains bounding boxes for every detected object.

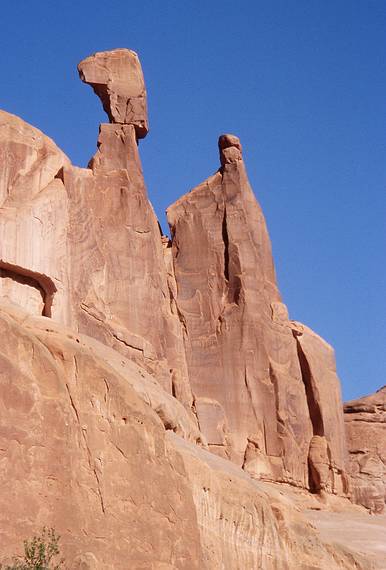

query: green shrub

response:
[1,527,65,570]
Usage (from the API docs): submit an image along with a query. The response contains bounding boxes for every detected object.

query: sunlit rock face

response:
[0,305,373,570]
[0,48,377,570]
[345,386,386,513]
[78,48,148,138]
[167,134,347,493]
[0,109,71,322]
[0,56,193,410]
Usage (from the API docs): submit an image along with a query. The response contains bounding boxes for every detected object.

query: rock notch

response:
[78,48,148,138]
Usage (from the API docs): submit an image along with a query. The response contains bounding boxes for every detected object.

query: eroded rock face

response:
[0,110,71,322]
[78,49,148,138]
[0,61,193,412]
[291,322,348,495]
[344,386,386,513]
[63,122,190,398]
[167,135,347,493]
[0,305,372,570]
[0,48,371,569]
[0,305,203,570]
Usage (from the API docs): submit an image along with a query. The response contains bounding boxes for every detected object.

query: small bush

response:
[1,527,65,570]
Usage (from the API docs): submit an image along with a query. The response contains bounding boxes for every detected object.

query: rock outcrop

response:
[78,49,148,138]
[344,386,386,513]
[0,48,380,569]
[167,134,347,494]
[0,58,193,410]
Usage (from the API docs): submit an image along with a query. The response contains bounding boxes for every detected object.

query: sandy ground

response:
[306,510,386,569]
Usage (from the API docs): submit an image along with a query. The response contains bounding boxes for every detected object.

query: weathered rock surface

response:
[344,386,386,513]
[0,304,203,569]
[0,48,381,568]
[307,510,386,570]
[63,122,192,401]
[0,304,374,569]
[291,321,348,495]
[167,134,347,493]
[78,49,148,138]
[0,110,71,322]
[0,83,193,411]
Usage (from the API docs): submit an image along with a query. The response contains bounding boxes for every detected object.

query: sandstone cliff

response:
[0,48,383,569]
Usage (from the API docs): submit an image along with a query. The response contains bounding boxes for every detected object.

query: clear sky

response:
[0,1,384,401]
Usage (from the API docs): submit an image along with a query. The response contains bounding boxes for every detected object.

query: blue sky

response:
[1,1,384,400]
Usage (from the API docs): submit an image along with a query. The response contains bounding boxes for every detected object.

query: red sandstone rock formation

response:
[167,134,347,494]
[0,304,373,569]
[344,386,386,513]
[0,56,193,411]
[0,48,380,569]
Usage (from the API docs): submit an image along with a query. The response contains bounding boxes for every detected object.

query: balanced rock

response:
[78,49,148,138]
[344,386,386,513]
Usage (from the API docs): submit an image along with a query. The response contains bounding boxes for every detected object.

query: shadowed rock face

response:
[344,386,386,513]
[78,49,148,138]
[167,134,347,492]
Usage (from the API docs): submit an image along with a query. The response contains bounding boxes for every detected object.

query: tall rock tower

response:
[167,134,347,492]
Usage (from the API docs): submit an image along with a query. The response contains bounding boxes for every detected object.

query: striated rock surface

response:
[0,304,374,569]
[344,386,386,513]
[167,134,347,493]
[78,49,148,138]
[0,110,71,322]
[0,48,380,568]
[291,321,348,495]
[63,121,191,400]
[0,304,203,569]
[0,61,193,410]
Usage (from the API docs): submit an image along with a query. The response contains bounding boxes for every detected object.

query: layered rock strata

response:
[344,386,386,513]
[167,134,347,493]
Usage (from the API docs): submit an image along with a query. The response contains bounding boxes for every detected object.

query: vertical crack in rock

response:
[66,358,106,515]
[268,363,285,429]
[293,332,328,493]
[294,334,324,438]
[222,206,230,283]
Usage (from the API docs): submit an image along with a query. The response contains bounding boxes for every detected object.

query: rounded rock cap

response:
[218,134,243,166]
